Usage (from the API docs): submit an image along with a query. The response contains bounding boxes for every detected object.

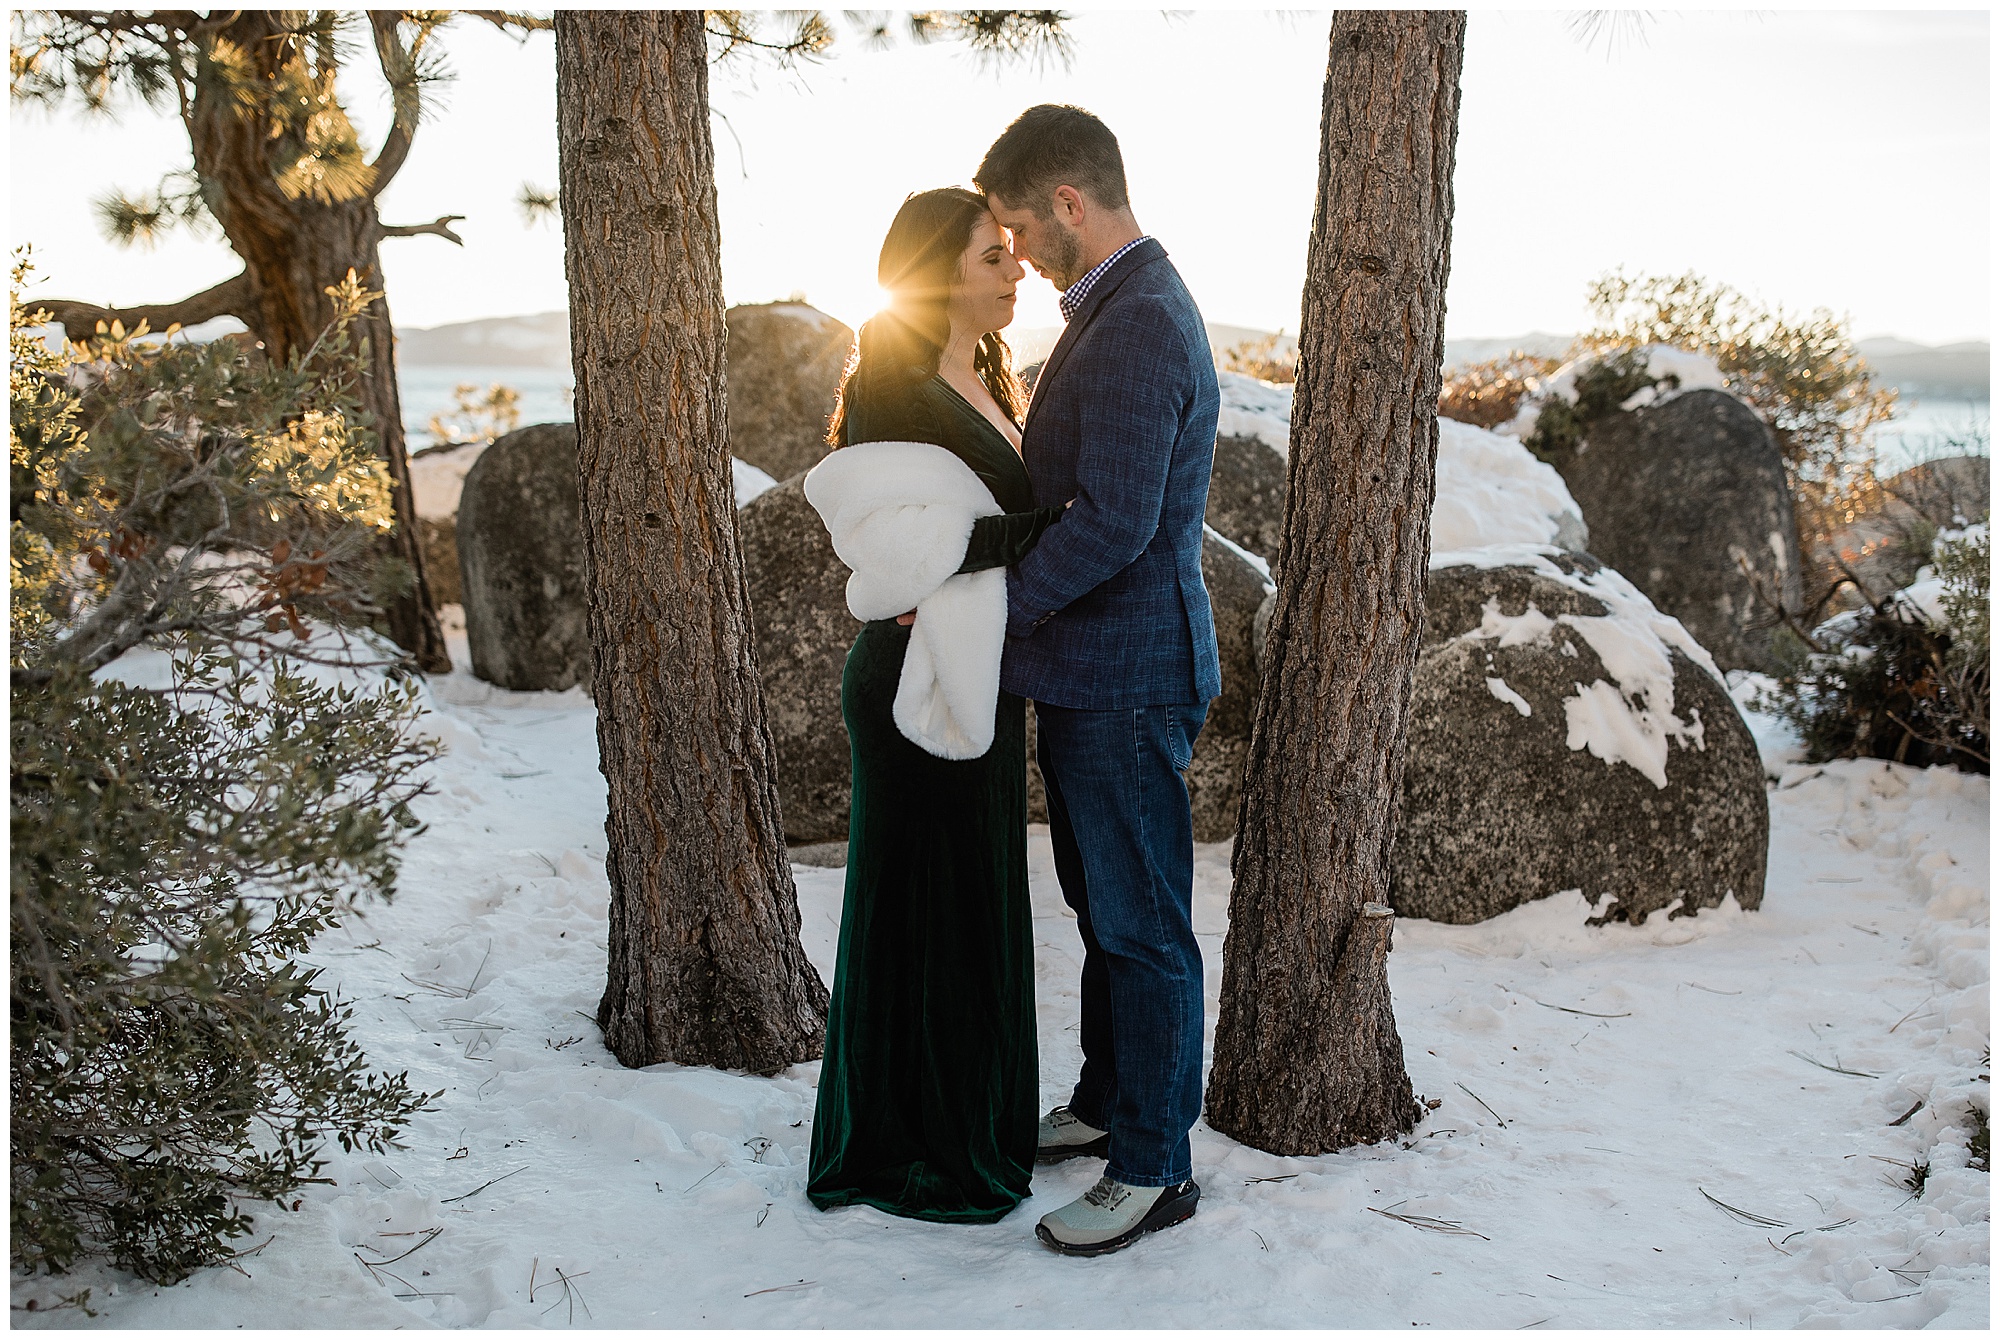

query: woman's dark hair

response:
[826,187,1028,447]
[974,104,1129,216]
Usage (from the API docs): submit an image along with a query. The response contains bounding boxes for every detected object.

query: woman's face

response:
[947,213,1026,338]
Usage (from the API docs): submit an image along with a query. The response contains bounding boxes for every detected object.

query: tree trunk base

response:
[1206,905,1424,1155]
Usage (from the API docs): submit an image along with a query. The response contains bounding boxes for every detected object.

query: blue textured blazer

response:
[1002,239,1223,710]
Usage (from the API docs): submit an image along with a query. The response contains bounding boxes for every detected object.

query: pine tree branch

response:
[364,10,418,197]
[31,272,251,341]
[379,215,466,245]
[459,11,556,35]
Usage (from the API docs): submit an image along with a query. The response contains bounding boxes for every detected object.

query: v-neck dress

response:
[806,375,1061,1224]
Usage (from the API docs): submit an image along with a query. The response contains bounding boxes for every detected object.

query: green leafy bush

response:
[1521,348,1669,465]
[10,256,436,1283]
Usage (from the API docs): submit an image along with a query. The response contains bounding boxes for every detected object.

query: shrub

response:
[1755,526,1989,773]
[1218,329,1295,384]
[1521,348,1670,465]
[10,255,436,1283]
[422,380,522,450]
[1576,270,1898,558]
[1438,350,1559,431]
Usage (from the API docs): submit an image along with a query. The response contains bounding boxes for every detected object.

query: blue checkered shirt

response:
[1058,236,1153,323]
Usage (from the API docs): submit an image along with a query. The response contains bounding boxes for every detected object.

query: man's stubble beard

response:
[1040,223,1084,292]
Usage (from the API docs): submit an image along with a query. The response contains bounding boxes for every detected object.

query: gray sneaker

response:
[1035,1175,1201,1256]
[1035,1106,1111,1163]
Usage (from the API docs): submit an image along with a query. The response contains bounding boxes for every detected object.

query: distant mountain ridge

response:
[397,312,571,368]
[392,311,1990,399]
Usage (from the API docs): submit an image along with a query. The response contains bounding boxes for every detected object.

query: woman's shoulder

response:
[842,368,948,445]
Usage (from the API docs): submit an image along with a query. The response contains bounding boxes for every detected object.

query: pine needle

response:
[356,1226,441,1266]
[744,1280,817,1298]
[1780,1218,1855,1244]
[441,1165,526,1203]
[1698,1186,1787,1228]
[1366,1205,1490,1241]
[1456,1082,1508,1127]
[1789,1050,1880,1079]
[1533,998,1631,1018]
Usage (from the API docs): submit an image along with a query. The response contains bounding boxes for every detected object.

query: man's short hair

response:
[975,104,1130,216]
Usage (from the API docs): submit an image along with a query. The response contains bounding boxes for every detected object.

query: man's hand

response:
[896,611,916,626]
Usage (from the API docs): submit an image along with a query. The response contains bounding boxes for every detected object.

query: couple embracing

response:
[802,104,1222,1257]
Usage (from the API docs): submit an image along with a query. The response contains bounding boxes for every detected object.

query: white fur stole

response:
[803,441,1006,760]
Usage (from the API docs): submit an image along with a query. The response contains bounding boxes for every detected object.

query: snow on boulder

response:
[1206,373,1590,566]
[732,457,779,508]
[1215,370,1293,451]
[1392,546,1768,926]
[725,302,855,483]
[1433,419,1589,553]
[1496,343,1733,438]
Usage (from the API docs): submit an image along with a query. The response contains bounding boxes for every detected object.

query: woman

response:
[805,188,1063,1223]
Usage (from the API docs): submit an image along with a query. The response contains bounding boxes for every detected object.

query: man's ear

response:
[1053,184,1086,225]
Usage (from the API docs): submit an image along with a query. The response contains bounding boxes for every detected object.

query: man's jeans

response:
[1035,701,1208,1189]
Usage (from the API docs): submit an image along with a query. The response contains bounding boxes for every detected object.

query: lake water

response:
[398,362,1987,479]
[1871,396,1989,473]
[398,364,576,448]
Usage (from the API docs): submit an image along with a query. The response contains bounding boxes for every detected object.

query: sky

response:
[8,9,1991,345]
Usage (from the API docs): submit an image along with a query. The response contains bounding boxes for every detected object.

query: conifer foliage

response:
[10,260,435,1284]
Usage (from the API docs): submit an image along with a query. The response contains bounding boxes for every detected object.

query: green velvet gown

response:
[806,374,1061,1224]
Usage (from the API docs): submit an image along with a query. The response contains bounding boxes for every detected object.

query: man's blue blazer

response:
[1002,238,1223,710]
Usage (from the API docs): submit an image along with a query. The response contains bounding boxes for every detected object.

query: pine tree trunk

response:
[553,11,829,1074]
[1204,10,1465,1154]
[181,12,449,672]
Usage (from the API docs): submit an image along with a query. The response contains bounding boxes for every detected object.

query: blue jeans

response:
[1035,701,1207,1189]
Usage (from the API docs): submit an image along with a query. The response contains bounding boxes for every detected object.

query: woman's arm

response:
[956,505,1065,574]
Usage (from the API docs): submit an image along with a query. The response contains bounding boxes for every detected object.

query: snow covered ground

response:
[15,633,1989,1329]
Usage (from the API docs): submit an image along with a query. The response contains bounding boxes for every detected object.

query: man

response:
[975,104,1222,1257]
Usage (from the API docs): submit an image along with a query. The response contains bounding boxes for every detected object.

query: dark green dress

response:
[806,375,1061,1224]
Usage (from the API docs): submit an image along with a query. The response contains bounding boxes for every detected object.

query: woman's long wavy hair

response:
[826,187,1029,447]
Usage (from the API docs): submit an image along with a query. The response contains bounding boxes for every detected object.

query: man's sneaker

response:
[1034,1176,1201,1256]
[1035,1106,1111,1163]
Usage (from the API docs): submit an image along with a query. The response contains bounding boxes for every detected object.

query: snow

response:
[1485,675,1533,716]
[1729,671,1808,778]
[1213,372,1591,555]
[1202,523,1274,587]
[1215,369,1294,450]
[1497,344,1735,439]
[19,626,1987,1329]
[732,457,779,507]
[1434,545,1723,790]
[1433,418,1589,553]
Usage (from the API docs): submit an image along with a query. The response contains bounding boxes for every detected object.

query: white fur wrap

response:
[803,441,1006,760]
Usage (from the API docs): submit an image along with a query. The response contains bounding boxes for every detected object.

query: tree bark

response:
[553,11,828,1074]
[33,272,252,339]
[1204,10,1465,1154]
[168,12,449,671]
